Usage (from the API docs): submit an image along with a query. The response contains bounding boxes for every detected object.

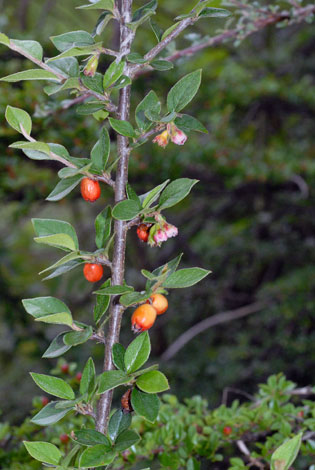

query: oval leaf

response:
[131,388,160,422]
[24,441,61,465]
[163,267,210,288]
[30,373,75,400]
[136,370,169,394]
[124,331,150,373]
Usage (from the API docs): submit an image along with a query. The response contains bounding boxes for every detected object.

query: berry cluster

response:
[137,216,178,247]
[131,294,168,333]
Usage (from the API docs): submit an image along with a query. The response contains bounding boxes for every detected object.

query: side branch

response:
[161,301,265,361]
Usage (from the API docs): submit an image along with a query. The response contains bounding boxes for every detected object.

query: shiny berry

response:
[83,263,103,282]
[61,363,69,374]
[137,224,150,243]
[131,304,157,333]
[80,178,101,202]
[41,396,49,406]
[223,426,232,436]
[60,434,69,444]
[148,293,168,315]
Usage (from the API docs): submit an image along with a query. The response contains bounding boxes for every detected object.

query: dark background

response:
[0,0,314,423]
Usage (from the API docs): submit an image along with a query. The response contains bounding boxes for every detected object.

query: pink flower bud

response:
[154,229,168,245]
[83,55,99,77]
[164,224,178,238]
[170,126,187,146]
[152,130,169,148]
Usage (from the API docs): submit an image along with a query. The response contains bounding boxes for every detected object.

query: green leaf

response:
[93,11,114,36]
[175,114,207,133]
[98,370,130,394]
[58,164,92,179]
[42,332,72,358]
[46,174,83,202]
[30,373,75,400]
[95,206,112,249]
[76,102,106,115]
[127,52,147,64]
[94,285,134,295]
[119,291,151,307]
[131,388,160,422]
[50,57,79,77]
[11,39,43,60]
[158,178,198,210]
[135,90,161,132]
[103,60,125,89]
[73,429,111,447]
[81,72,104,94]
[167,70,202,112]
[5,105,32,135]
[163,267,210,288]
[10,141,50,155]
[108,409,131,442]
[136,370,169,393]
[0,33,10,46]
[112,74,131,90]
[80,357,96,395]
[51,30,94,52]
[34,233,78,252]
[24,441,61,465]
[140,179,169,208]
[151,59,173,71]
[91,127,110,171]
[79,446,115,468]
[161,22,180,41]
[1,69,59,82]
[77,0,115,11]
[124,331,150,373]
[43,259,84,280]
[150,18,163,42]
[22,296,73,327]
[32,218,79,250]
[31,401,73,426]
[149,253,183,285]
[112,199,142,221]
[47,44,99,62]
[128,0,157,30]
[63,326,93,346]
[271,433,302,470]
[198,7,231,18]
[114,430,140,451]
[112,343,126,371]
[109,118,136,138]
[94,279,111,323]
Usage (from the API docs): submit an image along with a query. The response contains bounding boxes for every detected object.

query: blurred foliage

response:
[1,373,314,469]
[0,0,314,433]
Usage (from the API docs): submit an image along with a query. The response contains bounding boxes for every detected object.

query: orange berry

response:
[148,293,168,315]
[80,178,101,202]
[83,263,103,282]
[223,426,232,436]
[131,304,157,333]
[137,224,150,243]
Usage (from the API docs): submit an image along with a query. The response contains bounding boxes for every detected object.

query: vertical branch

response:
[96,0,134,434]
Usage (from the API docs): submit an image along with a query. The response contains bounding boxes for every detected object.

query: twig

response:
[161,301,265,361]
[125,217,142,231]
[134,123,165,144]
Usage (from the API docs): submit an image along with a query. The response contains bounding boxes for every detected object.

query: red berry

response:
[131,304,157,333]
[137,224,150,243]
[223,426,232,436]
[76,372,82,382]
[61,363,69,374]
[83,263,103,282]
[60,434,69,444]
[80,178,101,202]
[148,293,168,315]
[298,410,304,418]
[41,396,49,406]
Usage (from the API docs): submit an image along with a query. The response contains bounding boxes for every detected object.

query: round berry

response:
[60,434,69,444]
[131,304,157,333]
[148,293,168,315]
[80,178,101,202]
[76,372,82,382]
[223,426,232,436]
[60,363,69,374]
[137,224,150,243]
[83,263,103,282]
[41,396,49,406]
